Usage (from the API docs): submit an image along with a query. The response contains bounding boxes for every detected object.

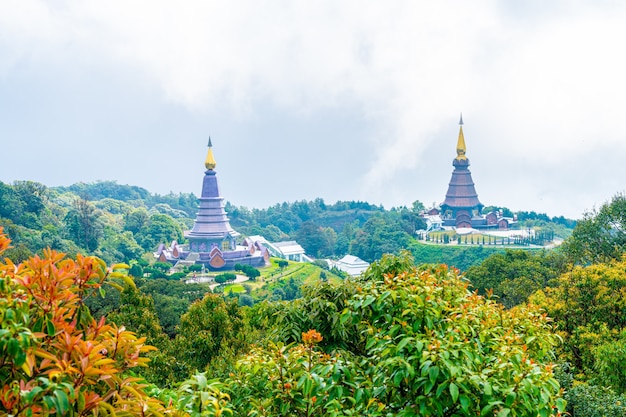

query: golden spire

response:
[205,137,217,170]
[455,113,467,160]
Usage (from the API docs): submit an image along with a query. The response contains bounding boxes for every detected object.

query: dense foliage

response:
[225,252,565,416]
[0,180,575,273]
[561,193,626,264]
[464,249,568,308]
[9,178,611,415]
[0,227,175,415]
[1,228,569,415]
[463,194,626,416]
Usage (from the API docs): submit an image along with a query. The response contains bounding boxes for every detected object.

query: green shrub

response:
[566,383,626,417]
[215,272,236,284]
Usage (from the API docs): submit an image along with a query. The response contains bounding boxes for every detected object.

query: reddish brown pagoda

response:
[440,115,484,228]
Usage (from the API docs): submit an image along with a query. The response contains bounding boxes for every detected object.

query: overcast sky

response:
[1,1,626,219]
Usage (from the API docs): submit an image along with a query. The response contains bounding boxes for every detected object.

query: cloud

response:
[2,1,626,218]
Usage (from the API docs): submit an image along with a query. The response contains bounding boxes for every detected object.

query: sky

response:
[2,1,626,219]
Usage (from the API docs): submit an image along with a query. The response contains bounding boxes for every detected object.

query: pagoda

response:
[440,115,484,228]
[155,139,269,270]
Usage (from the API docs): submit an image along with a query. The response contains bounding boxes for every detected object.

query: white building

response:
[248,236,311,262]
[332,255,370,277]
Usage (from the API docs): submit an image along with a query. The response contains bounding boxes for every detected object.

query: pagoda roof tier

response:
[441,158,483,209]
[186,170,239,239]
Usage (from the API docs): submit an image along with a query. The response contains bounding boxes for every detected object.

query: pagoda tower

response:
[154,138,268,271]
[440,115,483,228]
[184,138,240,253]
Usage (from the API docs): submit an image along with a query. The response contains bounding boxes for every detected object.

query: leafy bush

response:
[0,227,176,415]
[153,261,172,272]
[239,294,254,307]
[566,383,626,417]
[228,251,565,416]
[239,265,260,280]
[215,272,236,284]
[168,271,188,280]
[129,262,143,278]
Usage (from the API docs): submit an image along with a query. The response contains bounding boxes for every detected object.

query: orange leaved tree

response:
[0,227,174,415]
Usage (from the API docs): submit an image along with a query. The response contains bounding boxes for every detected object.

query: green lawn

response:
[223,283,246,294]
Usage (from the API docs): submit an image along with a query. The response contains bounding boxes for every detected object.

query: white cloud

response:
[2,1,626,218]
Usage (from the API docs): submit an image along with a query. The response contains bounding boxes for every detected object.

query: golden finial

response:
[205,137,217,170]
[455,113,467,160]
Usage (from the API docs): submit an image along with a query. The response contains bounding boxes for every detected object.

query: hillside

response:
[0,180,575,270]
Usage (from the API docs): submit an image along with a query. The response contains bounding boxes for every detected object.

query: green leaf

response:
[436,382,447,398]
[196,373,207,389]
[46,320,56,337]
[429,365,439,384]
[393,370,404,386]
[505,392,516,407]
[460,395,471,412]
[362,295,376,308]
[424,379,435,394]
[449,383,459,403]
[54,389,70,415]
[556,397,567,412]
[480,402,499,416]
[397,337,412,351]
[14,350,26,367]
[7,338,19,356]
[497,408,511,417]
[77,392,86,412]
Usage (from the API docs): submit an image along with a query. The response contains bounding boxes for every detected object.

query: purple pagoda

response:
[155,139,269,270]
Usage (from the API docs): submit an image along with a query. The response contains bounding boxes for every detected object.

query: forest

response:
[0,180,573,268]
[3,179,625,416]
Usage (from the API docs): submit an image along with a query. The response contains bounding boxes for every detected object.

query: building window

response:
[222,241,230,251]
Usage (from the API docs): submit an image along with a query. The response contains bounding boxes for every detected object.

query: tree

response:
[296,221,331,258]
[215,273,236,284]
[137,213,184,251]
[239,294,254,307]
[13,180,47,215]
[123,207,149,234]
[172,294,248,379]
[106,284,175,386]
[0,227,176,415]
[228,252,565,416]
[350,214,411,262]
[411,199,425,213]
[464,249,568,308]
[530,259,626,387]
[561,193,626,264]
[262,224,286,242]
[129,262,144,278]
[112,231,144,261]
[64,198,103,251]
[239,264,260,280]
[0,181,25,223]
